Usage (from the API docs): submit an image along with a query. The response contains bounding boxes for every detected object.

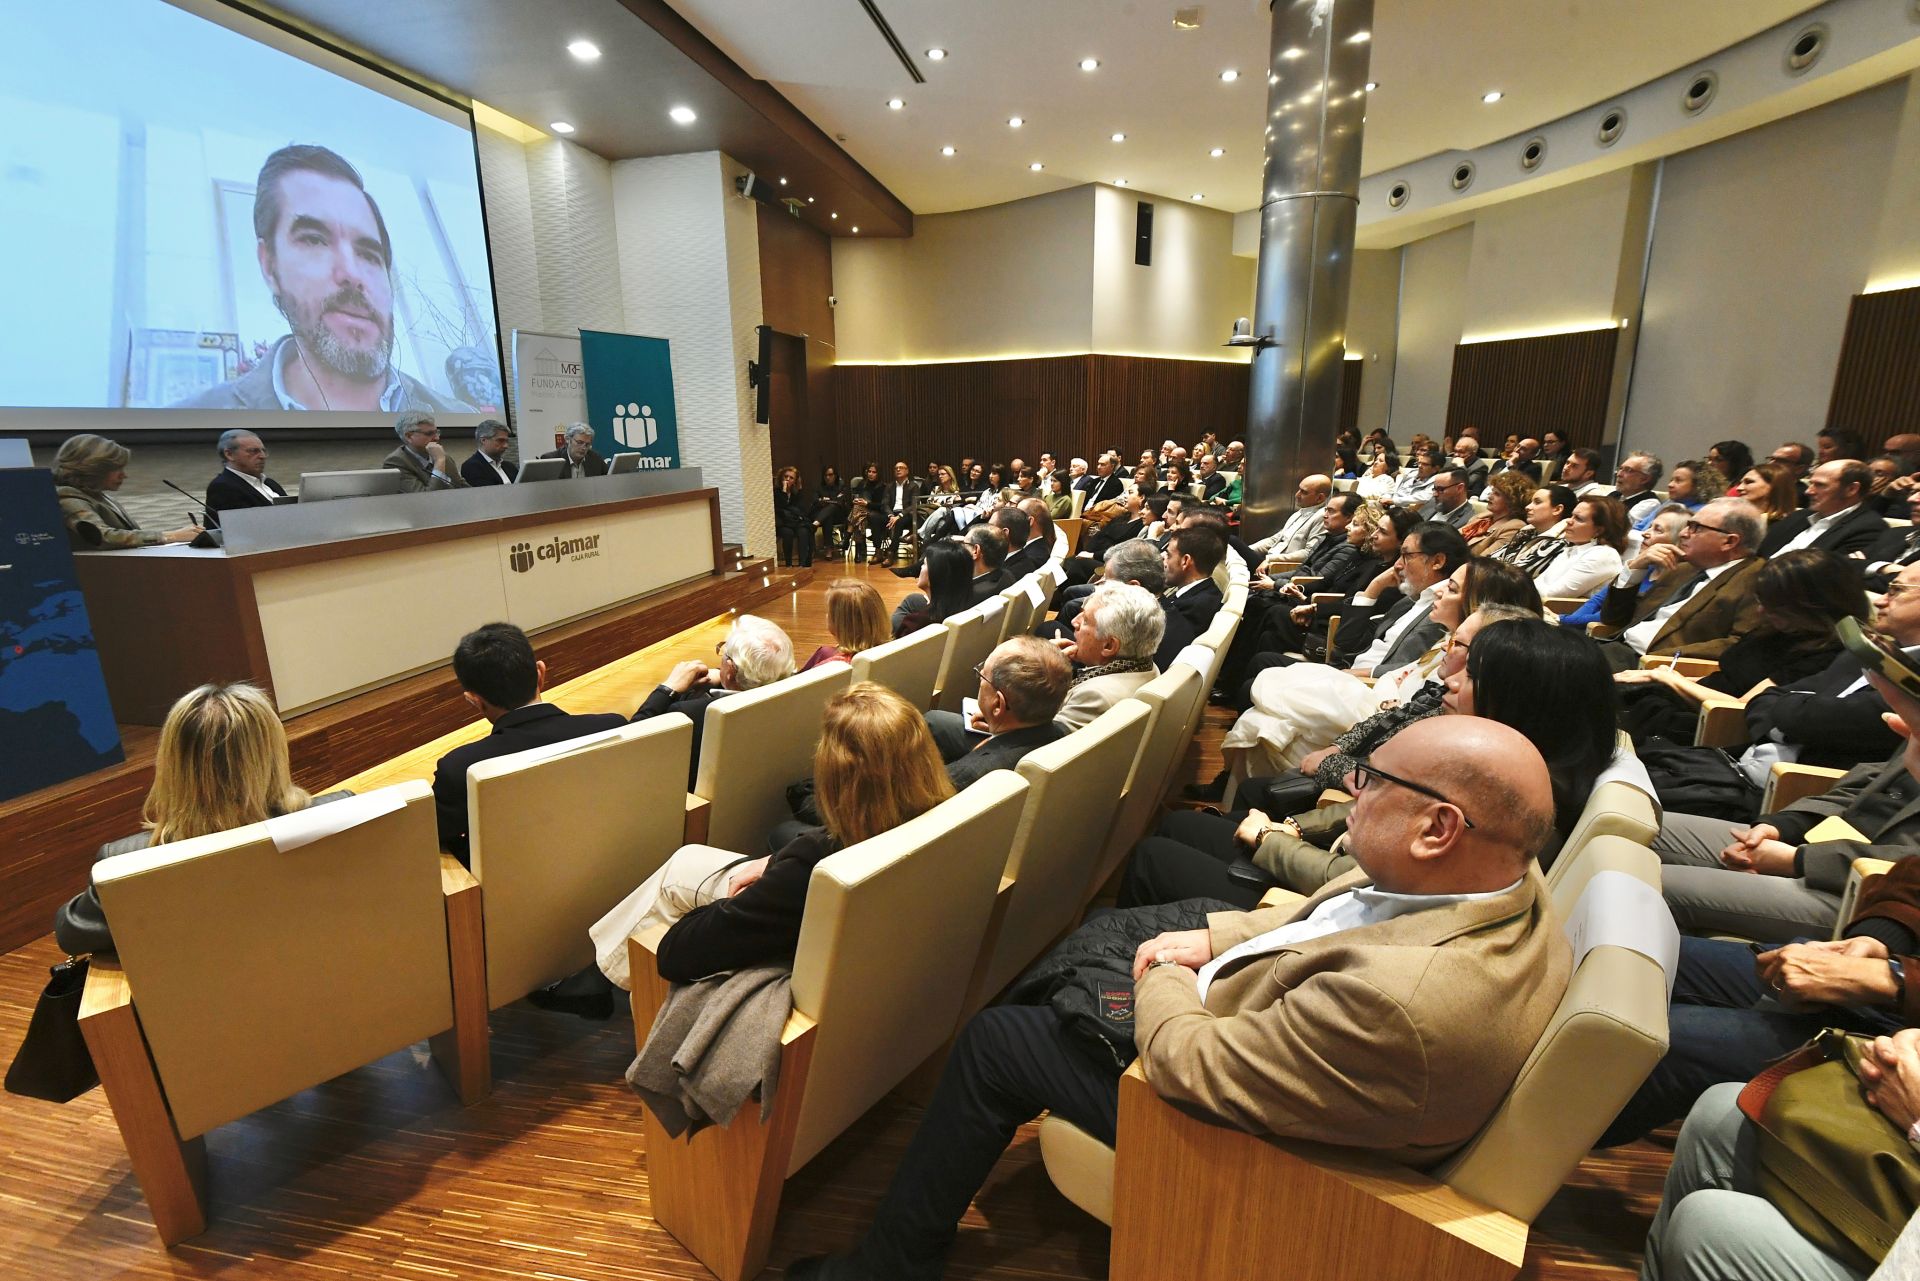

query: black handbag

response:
[3,957,99,1102]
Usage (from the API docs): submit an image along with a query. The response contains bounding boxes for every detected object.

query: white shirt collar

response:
[225,465,276,498]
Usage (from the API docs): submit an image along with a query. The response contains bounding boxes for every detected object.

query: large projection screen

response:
[0,0,503,433]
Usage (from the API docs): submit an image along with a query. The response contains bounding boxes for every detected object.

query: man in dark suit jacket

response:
[1449,437,1490,494]
[1079,456,1125,508]
[1756,459,1887,557]
[540,424,609,479]
[461,419,518,487]
[1857,489,1920,588]
[1162,524,1227,639]
[631,615,797,787]
[923,635,1072,788]
[1483,438,1542,491]
[1594,496,1767,667]
[204,429,287,523]
[871,460,921,556]
[993,507,1047,581]
[433,623,627,866]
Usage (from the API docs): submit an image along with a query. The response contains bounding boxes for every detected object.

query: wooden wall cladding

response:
[832,355,1249,468]
[1826,284,1920,451]
[1443,328,1619,448]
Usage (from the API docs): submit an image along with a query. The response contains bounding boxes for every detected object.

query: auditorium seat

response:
[1835,855,1894,936]
[77,781,485,1244]
[996,579,1039,642]
[1544,778,1660,893]
[849,625,949,710]
[689,664,853,851]
[464,716,694,1010]
[931,597,1008,713]
[1088,654,1209,892]
[1762,761,1848,811]
[626,772,1031,1281]
[1039,836,1670,1281]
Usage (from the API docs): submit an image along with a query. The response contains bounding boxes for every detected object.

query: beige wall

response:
[1625,83,1904,461]
[1391,224,1474,442]
[1344,248,1402,436]
[1868,74,1920,290]
[1090,186,1254,360]
[1459,168,1637,342]
[832,187,1096,362]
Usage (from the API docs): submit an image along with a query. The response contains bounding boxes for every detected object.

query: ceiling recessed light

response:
[940,145,956,156]
[887,97,904,110]
[1079,57,1100,71]
[830,212,838,219]
[668,105,697,124]
[1114,178,1129,186]
[807,196,816,203]
[1209,147,1224,157]
[1281,46,1305,59]
[1029,162,1045,171]
[1482,90,1503,104]
[566,39,601,61]
[1219,68,1239,82]
[926,47,947,61]
[549,121,575,134]
[1191,192,1205,200]
[778,177,788,185]
[851,226,859,234]
[1364,81,1378,91]
[1009,115,1024,128]
[1111,132,1126,142]
[1348,30,1371,43]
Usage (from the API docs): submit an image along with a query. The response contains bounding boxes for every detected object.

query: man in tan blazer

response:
[1591,496,1766,667]
[1052,580,1164,731]
[791,716,1572,1281]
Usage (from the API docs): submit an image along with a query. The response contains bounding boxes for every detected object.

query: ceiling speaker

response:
[1450,161,1475,192]
[1682,71,1718,115]
[1596,107,1627,147]
[1785,23,1827,74]
[1519,136,1546,171]
[1386,181,1410,209]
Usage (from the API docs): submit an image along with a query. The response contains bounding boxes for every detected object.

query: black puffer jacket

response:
[1005,897,1235,1070]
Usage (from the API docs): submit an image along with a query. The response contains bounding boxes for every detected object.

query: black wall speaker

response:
[1135,200,1153,266]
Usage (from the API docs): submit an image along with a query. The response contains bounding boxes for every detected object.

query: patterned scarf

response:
[1071,655,1156,687]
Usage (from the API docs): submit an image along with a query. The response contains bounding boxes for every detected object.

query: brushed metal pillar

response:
[1240,0,1373,539]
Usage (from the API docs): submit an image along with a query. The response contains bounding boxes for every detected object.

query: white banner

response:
[511,330,588,453]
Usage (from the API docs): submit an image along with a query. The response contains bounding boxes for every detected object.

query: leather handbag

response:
[1737,1028,1920,1267]
[3,957,99,1103]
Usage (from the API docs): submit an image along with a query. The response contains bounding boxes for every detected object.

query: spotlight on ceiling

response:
[1209,147,1224,157]
[1281,46,1305,59]
[926,47,947,61]
[1111,132,1126,142]
[1114,178,1129,186]
[567,39,601,61]
[549,121,575,134]
[1009,115,1024,127]
[669,105,697,124]
[1219,68,1239,82]
[887,97,904,110]
[940,145,956,156]
[851,226,859,234]
[830,212,838,219]
[1482,90,1504,104]
[1365,81,1379,91]
[1191,192,1204,200]
[778,177,788,185]
[1079,57,1100,71]
[1029,162,1045,171]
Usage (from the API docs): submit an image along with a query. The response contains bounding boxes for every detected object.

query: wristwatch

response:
[1147,958,1184,972]
[1890,957,1908,1004]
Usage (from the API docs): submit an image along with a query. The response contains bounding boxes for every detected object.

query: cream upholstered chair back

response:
[849,625,948,710]
[695,664,853,852]
[1035,559,1065,606]
[1091,657,1207,889]
[998,581,1038,642]
[1434,838,1671,1220]
[90,781,451,1141]
[785,772,1030,1172]
[1545,779,1660,892]
[1179,625,1236,748]
[467,716,694,1008]
[1222,583,1249,618]
[977,700,1155,1002]
[932,597,1007,713]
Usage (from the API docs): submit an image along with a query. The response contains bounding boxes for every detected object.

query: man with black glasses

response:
[1591,496,1768,670]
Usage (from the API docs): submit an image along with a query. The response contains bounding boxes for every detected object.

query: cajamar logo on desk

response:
[507,532,603,574]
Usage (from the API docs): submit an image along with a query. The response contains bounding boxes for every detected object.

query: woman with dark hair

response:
[773,466,813,567]
[1165,459,1194,495]
[811,465,850,551]
[891,539,976,637]
[1355,441,1401,500]
[1498,484,1577,574]
[981,463,1007,494]
[1043,471,1074,520]
[964,461,986,492]
[1736,461,1800,523]
[1707,440,1756,496]
[1131,461,1160,496]
[1333,446,1360,481]
[1531,495,1629,599]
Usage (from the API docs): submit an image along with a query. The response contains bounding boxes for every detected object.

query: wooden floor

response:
[0,559,1674,1280]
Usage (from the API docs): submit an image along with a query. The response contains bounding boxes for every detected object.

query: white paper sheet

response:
[267,788,409,853]
[1025,579,1046,609]
[1561,869,1681,997]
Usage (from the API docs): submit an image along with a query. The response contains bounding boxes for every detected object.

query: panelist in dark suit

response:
[630,614,797,786]
[432,623,627,866]
[461,419,518,487]
[382,410,467,492]
[1755,459,1887,558]
[204,429,288,523]
[540,422,609,479]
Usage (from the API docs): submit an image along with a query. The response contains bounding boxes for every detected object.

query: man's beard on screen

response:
[271,280,394,383]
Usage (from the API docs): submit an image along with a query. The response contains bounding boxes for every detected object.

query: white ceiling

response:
[673,0,1821,215]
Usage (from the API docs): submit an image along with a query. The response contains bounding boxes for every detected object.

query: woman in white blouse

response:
[1355,442,1401,501]
[1531,495,1630,600]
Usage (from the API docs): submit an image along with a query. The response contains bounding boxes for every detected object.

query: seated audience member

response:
[636,683,955,985]
[1537,429,1572,474]
[892,540,977,637]
[1496,484,1575,574]
[1391,444,1442,508]
[790,715,1570,1281]
[1458,469,1535,557]
[993,506,1045,580]
[1614,549,1865,749]
[1420,469,1475,529]
[432,623,628,865]
[1768,439,1815,488]
[1163,523,1227,635]
[461,419,518,487]
[1557,446,1610,497]
[810,465,852,550]
[1858,486,1920,588]
[1449,436,1490,493]
[1757,458,1887,557]
[1591,497,1768,667]
[1558,503,1691,627]
[1234,506,1416,675]
[802,580,889,671]
[1865,450,1920,516]
[1530,495,1629,600]
[965,524,1012,597]
[631,614,796,787]
[1264,491,1367,590]
[1249,475,1333,560]
[774,466,814,567]
[870,460,921,559]
[1077,490,1166,563]
[1042,471,1074,520]
[383,411,467,491]
[923,636,1071,788]
[1612,451,1662,525]
[1194,452,1228,502]
[540,422,609,479]
[1735,460,1799,524]
[53,433,199,548]
[54,682,347,955]
[1079,454,1125,508]
[1347,520,1471,679]
[1484,436,1543,488]
[1177,503,1259,576]
[1709,439,1757,495]
[1017,496,1057,559]
[1817,427,1865,464]
[1659,459,1721,517]
[1356,443,1401,500]
[1053,581,1164,731]
[204,429,288,519]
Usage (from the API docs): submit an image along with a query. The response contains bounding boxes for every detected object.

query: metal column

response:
[1240,0,1373,538]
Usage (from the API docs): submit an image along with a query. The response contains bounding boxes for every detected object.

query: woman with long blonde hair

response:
[54,683,337,954]
[803,579,892,670]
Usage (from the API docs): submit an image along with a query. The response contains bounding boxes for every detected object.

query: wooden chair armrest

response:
[1286,576,1322,590]
[434,854,490,1105]
[684,793,711,845]
[1258,886,1308,911]
[1542,597,1587,616]
[1762,763,1849,812]
[1855,857,1897,880]
[1265,558,1304,574]
[79,955,131,1021]
[439,852,479,895]
[1693,698,1750,749]
[1640,655,1720,678]
[1317,789,1353,807]
[1311,593,1343,606]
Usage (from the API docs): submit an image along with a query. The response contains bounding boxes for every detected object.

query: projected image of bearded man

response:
[175,144,473,413]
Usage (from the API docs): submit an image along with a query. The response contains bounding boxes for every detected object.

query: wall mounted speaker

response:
[1386,181,1410,209]
[1596,107,1627,147]
[1450,161,1475,192]
[1682,71,1718,115]
[1135,200,1153,266]
[1519,136,1547,171]
[1785,23,1828,74]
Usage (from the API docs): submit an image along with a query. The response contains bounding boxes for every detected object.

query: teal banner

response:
[579,329,681,470]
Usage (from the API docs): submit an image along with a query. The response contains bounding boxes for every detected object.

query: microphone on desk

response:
[162,480,225,548]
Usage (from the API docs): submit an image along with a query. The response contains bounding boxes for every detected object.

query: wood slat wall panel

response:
[834,355,1248,468]
[1443,329,1619,448]
[1826,285,1920,452]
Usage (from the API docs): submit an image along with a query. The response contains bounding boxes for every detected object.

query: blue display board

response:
[0,469,125,803]
[579,329,682,469]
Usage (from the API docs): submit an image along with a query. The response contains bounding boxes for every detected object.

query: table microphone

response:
[162,480,225,548]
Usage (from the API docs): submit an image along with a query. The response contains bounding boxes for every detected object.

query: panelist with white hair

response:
[1052,580,1165,731]
[204,428,288,520]
[381,409,466,491]
[541,423,608,479]
[631,614,797,785]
